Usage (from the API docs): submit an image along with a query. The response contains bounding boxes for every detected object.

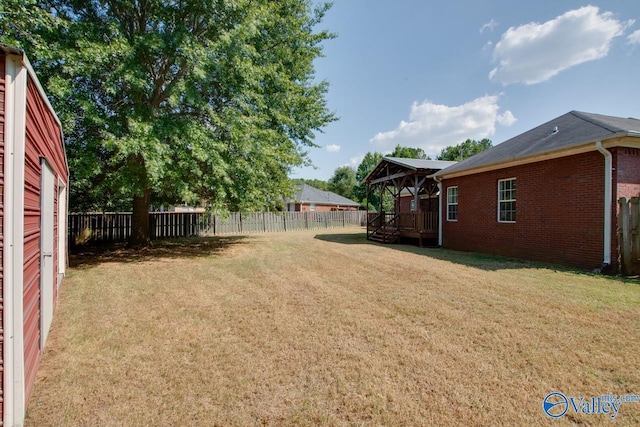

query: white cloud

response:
[326,144,341,152]
[489,6,626,85]
[480,19,498,33]
[369,95,516,155]
[629,29,640,45]
[350,154,364,167]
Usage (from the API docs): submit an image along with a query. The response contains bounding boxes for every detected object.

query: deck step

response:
[368,230,399,244]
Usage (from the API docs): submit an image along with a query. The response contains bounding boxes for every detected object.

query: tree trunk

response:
[130,187,151,247]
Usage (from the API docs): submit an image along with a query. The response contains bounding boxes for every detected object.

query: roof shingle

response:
[436,111,640,177]
[288,184,360,207]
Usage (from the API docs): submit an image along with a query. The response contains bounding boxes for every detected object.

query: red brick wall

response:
[442,152,608,269]
[614,147,640,200]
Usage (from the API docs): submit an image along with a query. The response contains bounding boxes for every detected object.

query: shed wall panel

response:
[22,74,67,403]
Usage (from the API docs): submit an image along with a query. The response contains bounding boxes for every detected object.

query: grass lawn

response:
[26,228,640,426]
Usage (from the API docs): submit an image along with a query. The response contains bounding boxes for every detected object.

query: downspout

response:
[433,174,443,247]
[595,141,612,267]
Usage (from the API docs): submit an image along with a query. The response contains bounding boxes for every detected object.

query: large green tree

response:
[389,144,429,159]
[8,0,335,245]
[327,165,356,200]
[0,0,58,47]
[291,178,328,191]
[437,138,492,161]
[353,151,382,207]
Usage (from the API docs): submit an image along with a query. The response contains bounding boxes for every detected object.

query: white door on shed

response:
[40,159,55,348]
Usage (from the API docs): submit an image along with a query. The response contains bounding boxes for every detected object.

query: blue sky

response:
[292,0,640,181]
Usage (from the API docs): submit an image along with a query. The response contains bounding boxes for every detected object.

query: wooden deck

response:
[367,211,438,246]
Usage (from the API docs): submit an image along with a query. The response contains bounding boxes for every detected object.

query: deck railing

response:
[367,211,438,237]
[396,211,438,232]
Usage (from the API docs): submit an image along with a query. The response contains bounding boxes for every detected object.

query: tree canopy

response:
[328,165,356,200]
[437,138,492,161]
[353,151,383,207]
[389,144,429,160]
[4,0,336,245]
[291,178,328,191]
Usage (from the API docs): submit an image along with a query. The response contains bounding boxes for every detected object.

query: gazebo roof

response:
[364,157,457,185]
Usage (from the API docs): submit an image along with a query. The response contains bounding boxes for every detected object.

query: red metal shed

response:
[1,45,69,426]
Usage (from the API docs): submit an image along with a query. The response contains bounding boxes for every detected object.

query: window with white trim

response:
[498,178,516,223]
[447,186,458,221]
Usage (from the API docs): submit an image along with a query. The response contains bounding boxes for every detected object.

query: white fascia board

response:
[4,52,28,427]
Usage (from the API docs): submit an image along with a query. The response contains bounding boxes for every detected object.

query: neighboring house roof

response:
[288,184,360,207]
[436,111,640,178]
[364,157,457,183]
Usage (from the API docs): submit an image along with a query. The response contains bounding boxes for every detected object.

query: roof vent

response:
[552,126,559,134]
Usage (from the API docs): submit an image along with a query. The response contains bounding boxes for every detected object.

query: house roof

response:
[436,111,640,178]
[364,157,457,183]
[288,184,360,206]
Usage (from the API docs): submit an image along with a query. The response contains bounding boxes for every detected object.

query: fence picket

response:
[618,197,640,275]
[69,211,366,246]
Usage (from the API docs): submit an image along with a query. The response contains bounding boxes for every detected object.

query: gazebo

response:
[364,157,456,246]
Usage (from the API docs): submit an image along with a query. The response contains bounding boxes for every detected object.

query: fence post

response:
[619,197,631,275]
[631,197,640,266]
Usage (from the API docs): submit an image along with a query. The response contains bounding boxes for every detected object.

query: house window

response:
[410,199,416,212]
[309,203,316,212]
[498,178,516,223]
[447,186,458,221]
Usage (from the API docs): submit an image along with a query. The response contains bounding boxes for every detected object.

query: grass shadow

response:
[69,235,249,269]
[314,231,632,281]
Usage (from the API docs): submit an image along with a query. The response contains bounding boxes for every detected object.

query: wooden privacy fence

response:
[619,197,640,275]
[69,211,367,245]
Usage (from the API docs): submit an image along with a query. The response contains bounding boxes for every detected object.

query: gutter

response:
[595,141,612,267]
[431,174,443,246]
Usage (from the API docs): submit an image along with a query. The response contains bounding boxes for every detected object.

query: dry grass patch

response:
[26,228,640,426]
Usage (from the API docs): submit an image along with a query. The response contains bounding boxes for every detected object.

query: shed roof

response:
[288,184,360,206]
[1,44,69,176]
[436,111,640,178]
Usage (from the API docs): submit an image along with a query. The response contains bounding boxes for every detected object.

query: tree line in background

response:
[311,139,492,208]
[2,0,335,245]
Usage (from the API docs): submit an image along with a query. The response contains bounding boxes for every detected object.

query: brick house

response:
[286,184,360,212]
[1,45,69,425]
[434,111,640,272]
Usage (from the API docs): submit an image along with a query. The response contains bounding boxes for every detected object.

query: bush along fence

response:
[618,197,640,275]
[69,211,367,246]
